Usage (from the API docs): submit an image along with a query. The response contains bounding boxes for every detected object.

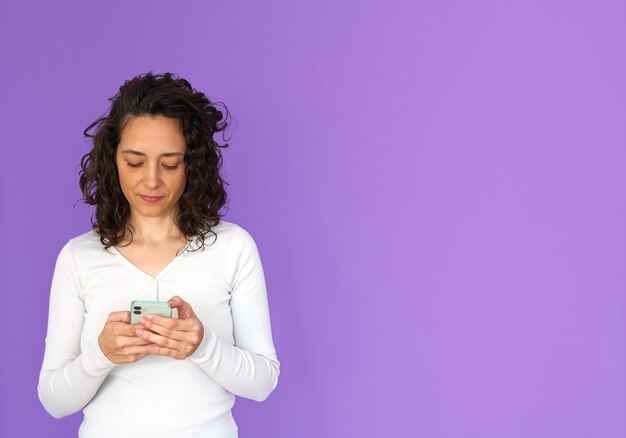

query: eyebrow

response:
[120,149,185,158]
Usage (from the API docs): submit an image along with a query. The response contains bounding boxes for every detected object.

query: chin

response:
[131,204,163,214]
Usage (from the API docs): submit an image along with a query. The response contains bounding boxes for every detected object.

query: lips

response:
[139,195,164,202]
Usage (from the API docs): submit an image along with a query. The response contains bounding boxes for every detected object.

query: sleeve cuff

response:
[190,328,219,363]
[81,336,117,377]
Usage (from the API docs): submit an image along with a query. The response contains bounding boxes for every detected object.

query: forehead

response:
[118,115,186,154]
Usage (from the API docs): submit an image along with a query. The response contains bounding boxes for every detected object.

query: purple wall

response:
[1,1,625,436]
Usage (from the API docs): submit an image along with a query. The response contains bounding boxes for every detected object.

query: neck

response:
[124,213,185,246]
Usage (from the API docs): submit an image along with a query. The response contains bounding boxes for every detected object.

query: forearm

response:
[190,328,280,402]
[38,337,116,418]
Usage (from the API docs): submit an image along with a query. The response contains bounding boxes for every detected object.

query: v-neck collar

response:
[111,238,193,281]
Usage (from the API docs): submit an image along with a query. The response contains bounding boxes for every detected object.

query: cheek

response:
[173,173,187,192]
[116,168,135,193]
[117,170,128,186]
[176,177,187,195]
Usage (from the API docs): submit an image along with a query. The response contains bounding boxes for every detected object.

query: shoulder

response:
[197,220,259,254]
[55,230,111,267]
[176,220,256,256]
[64,229,106,254]
[219,220,257,246]
[207,219,240,237]
[197,220,256,247]
[222,222,264,287]
[220,221,262,264]
[51,230,107,277]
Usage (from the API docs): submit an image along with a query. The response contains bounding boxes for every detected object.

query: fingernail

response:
[139,317,146,324]
[147,314,154,320]
[136,329,144,336]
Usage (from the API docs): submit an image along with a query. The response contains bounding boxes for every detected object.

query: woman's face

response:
[115,115,187,222]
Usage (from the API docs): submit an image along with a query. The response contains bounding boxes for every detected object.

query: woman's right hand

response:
[98,311,154,364]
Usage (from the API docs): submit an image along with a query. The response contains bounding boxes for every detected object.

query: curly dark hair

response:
[79,71,231,251]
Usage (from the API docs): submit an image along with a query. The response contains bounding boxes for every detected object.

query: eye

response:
[127,162,143,168]
[163,164,179,170]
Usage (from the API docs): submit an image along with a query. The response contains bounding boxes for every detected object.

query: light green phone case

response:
[130,300,173,324]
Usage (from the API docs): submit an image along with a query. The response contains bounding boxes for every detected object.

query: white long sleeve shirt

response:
[37,220,280,437]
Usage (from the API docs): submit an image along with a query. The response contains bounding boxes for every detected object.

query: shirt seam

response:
[226,225,242,295]
[66,240,86,296]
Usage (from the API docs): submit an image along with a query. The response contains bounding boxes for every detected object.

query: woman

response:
[37,72,280,437]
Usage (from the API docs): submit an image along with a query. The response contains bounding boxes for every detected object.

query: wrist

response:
[83,336,117,376]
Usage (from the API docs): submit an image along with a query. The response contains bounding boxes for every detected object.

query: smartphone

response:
[130,300,173,324]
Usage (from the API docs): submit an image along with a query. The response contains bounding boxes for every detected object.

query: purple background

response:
[1,1,625,437]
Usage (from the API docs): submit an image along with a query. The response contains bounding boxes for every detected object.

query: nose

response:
[143,162,162,189]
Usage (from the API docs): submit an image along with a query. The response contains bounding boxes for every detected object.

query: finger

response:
[167,295,183,308]
[145,313,195,331]
[120,345,153,362]
[136,327,184,351]
[138,320,176,339]
[110,335,152,350]
[118,335,154,346]
[167,296,196,319]
[138,320,199,345]
[123,344,154,355]
[117,322,156,337]
[107,311,131,323]
[136,324,188,345]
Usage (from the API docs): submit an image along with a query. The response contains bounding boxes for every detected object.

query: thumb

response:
[168,295,195,319]
[167,295,184,308]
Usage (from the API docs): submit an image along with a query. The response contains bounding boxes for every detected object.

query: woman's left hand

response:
[135,295,204,360]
